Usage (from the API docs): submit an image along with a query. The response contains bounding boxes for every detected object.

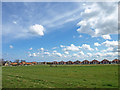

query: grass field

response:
[2,64,118,88]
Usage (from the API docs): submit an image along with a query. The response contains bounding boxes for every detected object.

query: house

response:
[41,62,47,65]
[74,60,81,64]
[4,62,9,66]
[21,61,26,65]
[101,59,110,64]
[66,61,73,64]
[25,62,33,65]
[58,61,66,65]
[32,62,37,65]
[90,60,99,64]
[82,60,90,64]
[112,59,120,64]
[11,62,18,66]
[52,61,58,65]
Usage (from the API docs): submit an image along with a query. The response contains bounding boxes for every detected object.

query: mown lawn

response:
[2,64,118,88]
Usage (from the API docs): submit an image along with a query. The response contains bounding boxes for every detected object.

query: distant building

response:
[66,61,73,64]
[74,60,81,64]
[52,61,58,65]
[32,62,37,65]
[10,62,18,66]
[101,59,110,64]
[112,59,120,64]
[82,60,90,64]
[58,61,66,65]
[90,60,99,64]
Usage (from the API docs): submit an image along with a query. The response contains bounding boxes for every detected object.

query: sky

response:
[2,2,119,62]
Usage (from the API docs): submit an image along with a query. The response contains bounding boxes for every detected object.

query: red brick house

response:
[52,61,58,65]
[11,62,18,66]
[82,60,90,64]
[66,61,74,64]
[41,62,47,65]
[25,62,33,65]
[101,59,110,64]
[112,59,120,64]
[58,61,66,65]
[32,62,37,65]
[90,60,99,64]
[74,60,81,64]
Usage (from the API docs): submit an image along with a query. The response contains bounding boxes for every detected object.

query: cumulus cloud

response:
[81,44,94,51]
[40,48,44,51]
[33,53,37,57]
[79,35,82,38]
[52,47,57,49]
[29,24,45,36]
[95,47,98,51]
[60,45,65,48]
[101,47,114,52]
[28,53,37,57]
[63,44,80,51]
[102,40,118,47]
[77,2,118,37]
[53,50,57,53]
[101,34,111,40]
[73,53,79,57]
[94,42,101,46]
[43,52,50,56]
[28,53,32,57]
[64,51,69,54]
[9,45,13,49]
[87,53,92,57]
[29,47,33,50]
[52,52,62,57]
[78,51,84,55]
[56,53,62,57]
[13,21,17,24]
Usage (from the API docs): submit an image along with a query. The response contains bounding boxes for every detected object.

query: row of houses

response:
[39,59,120,65]
[2,59,120,66]
[3,61,37,66]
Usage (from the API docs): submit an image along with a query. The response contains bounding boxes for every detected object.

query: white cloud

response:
[53,52,62,57]
[33,53,37,57]
[101,47,114,52]
[40,48,44,51]
[52,47,57,49]
[9,45,13,49]
[78,51,84,55]
[87,53,92,57]
[94,42,101,46]
[102,40,118,47]
[73,53,79,57]
[63,44,80,51]
[79,35,82,38]
[29,24,45,36]
[64,51,69,54]
[28,53,37,57]
[60,45,65,48]
[28,53,32,57]
[101,34,111,40]
[77,2,118,37]
[53,50,57,53]
[29,47,33,50]
[44,52,50,55]
[13,21,17,24]
[95,47,98,51]
[56,53,62,57]
[81,44,94,51]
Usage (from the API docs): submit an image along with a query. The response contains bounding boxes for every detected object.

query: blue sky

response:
[2,2,119,62]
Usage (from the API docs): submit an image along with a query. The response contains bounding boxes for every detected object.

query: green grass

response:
[2,64,118,88]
